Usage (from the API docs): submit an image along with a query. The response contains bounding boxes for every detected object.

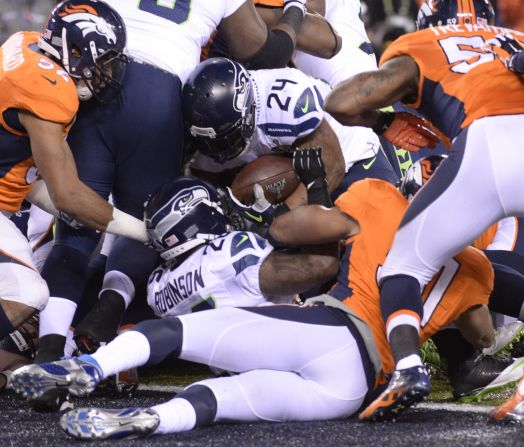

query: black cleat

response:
[450,354,524,402]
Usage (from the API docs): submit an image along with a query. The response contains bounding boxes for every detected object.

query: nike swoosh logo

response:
[41,75,57,85]
[236,234,249,247]
[244,211,263,223]
[362,156,377,170]
[301,95,310,114]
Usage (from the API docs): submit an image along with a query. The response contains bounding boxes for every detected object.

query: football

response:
[231,154,300,205]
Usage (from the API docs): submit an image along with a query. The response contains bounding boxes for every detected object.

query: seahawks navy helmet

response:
[144,177,228,261]
[416,0,495,30]
[399,154,447,200]
[181,57,256,163]
[38,0,128,101]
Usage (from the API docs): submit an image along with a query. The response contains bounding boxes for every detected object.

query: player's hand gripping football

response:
[485,33,524,74]
[381,112,440,152]
[292,146,327,188]
[219,185,276,236]
[293,146,332,207]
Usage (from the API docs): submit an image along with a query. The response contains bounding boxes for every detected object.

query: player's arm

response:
[325,56,419,126]
[454,304,495,349]
[285,118,345,208]
[20,112,148,242]
[325,56,439,151]
[220,0,306,69]
[256,7,341,59]
[259,248,339,295]
[269,205,358,246]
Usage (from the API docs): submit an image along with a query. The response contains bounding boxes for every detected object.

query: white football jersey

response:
[107,0,244,83]
[293,0,380,168]
[147,231,284,318]
[190,67,325,172]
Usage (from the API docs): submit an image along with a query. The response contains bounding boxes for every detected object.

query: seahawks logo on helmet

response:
[233,65,252,115]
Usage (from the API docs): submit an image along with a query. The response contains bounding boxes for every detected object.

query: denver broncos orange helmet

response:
[416,0,495,30]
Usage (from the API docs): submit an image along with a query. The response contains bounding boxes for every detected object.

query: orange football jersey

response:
[332,179,493,382]
[0,31,78,212]
[380,25,524,141]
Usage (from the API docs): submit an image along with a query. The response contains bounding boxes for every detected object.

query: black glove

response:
[293,147,332,207]
[219,185,277,237]
[485,34,524,74]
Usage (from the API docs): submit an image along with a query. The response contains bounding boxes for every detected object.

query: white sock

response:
[39,297,77,337]
[91,330,150,379]
[152,398,197,434]
[396,354,423,370]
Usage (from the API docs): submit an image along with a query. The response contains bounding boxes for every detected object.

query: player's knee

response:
[15,271,49,311]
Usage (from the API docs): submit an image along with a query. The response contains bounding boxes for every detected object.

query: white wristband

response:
[283,0,306,16]
[106,208,149,243]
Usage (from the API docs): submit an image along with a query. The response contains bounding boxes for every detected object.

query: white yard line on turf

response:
[137,385,493,414]
[419,402,491,414]
[138,384,185,393]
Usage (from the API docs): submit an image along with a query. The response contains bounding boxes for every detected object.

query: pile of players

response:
[1,0,524,441]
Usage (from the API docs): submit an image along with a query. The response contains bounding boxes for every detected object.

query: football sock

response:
[99,270,134,309]
[396,353,423,370]
[388,325,422,368]
[39,297,77,337]
[152,385,217,434]
[90,330,150,379]
[0,303,15,339]
[152,397,197,434]
[380,275,422,365]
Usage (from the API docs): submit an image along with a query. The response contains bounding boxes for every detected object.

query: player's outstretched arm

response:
[220,0,307,69]
[20,113,148,242]
[325,56,439,151]
[325,56,420,126]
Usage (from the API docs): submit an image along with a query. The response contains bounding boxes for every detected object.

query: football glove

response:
[293,146,327,188]
[219,185,277,237]
[293,147,332,207]
[378,112,440,152]
[485,34,524,74]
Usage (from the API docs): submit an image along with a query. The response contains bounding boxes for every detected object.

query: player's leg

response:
[75,61,185,350]
[362,115,524,420]
[0,214,48,338]
[56,305,368,439]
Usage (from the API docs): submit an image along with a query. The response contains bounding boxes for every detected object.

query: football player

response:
[183,57,346,209]
[34,0,331,406]
[0,0,157,352]
[324,0,524,420]
[12,152,501,439]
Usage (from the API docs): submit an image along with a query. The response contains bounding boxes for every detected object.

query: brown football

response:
[231,154,300,205]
